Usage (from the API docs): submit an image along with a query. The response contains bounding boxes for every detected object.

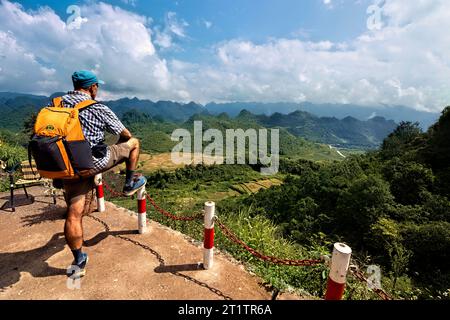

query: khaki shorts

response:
[63,143,131,205]
[98,142,131,173]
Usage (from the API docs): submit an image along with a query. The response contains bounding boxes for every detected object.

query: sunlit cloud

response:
[0,0,449,112]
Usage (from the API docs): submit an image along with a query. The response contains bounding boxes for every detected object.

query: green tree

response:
[388,242,413,289]
[336,175,394,246]
[383,159,435,205]
[22,112,37,138]
[422,194,450,222]
[381,121,422,159]
[420,106,450,197]
[370,218,412,288]
[0,142,27,170]
[402,222,450,289]
[422,106,450,170]
[288,197,319,243]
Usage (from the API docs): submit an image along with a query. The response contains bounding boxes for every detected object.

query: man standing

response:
[62,70,146,278]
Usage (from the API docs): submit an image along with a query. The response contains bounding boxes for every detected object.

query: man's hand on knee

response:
[118,128,133,143]
[126,137,140,149]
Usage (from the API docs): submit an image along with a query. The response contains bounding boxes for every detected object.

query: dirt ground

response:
[0,186,307,300]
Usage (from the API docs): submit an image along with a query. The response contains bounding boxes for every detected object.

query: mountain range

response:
[206,102,440,130]
[0,91,428,149]
[233,109,396,149]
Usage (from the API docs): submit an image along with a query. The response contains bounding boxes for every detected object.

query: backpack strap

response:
[52,97,63,108]
[75,99,97,110]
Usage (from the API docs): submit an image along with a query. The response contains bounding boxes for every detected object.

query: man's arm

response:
[96,103,129,142]
[117,128,133,143]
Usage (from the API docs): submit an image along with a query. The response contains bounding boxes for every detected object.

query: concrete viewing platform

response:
[0,186,303,300]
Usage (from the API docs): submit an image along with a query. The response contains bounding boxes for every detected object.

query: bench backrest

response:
[21,160,41,180]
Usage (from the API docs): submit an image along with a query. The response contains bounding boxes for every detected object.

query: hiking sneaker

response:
[67,253,88,279]
[123,175,147,196]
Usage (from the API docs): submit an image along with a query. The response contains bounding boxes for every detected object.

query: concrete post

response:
[325,243,352,300]
[203,201,215,270]
[94,174,106,213]
[137,187,147,234]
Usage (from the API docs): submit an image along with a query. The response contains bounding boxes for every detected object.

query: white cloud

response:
[203,20,212,29]
[154,11,189,50]
[0,1,188,100]
[322,0,334,9]
[178,0,450,111]
[0,0,449,112]
[0,30,50,94]
[323,0,332,5]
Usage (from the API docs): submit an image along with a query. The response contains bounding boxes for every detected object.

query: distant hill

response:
[244,110,397,149]
[0,92,208,130]
[178,112,346,161]
[105,98,208,123]
[0,92,50,131]
[104,109,346,161]
[206,101,439,130]
[1,92,397,149]
[0,92,48,100]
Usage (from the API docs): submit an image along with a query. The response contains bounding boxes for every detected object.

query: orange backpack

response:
[29,97,97,179]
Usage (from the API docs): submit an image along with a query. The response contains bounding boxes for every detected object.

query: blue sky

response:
[17,0,371,61]
[1,0,449,111]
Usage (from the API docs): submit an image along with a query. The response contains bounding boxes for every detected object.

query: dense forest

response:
[217,107,450,298]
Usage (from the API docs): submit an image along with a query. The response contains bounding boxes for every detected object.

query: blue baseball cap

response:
[72,70,105,89]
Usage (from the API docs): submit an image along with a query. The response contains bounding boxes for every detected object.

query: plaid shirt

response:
[57,91,126,171]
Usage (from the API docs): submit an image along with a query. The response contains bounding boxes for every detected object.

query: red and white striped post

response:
[95,174,106,213]
[325,243,352,300]
[203,201,215,270]
[137,187,147,234]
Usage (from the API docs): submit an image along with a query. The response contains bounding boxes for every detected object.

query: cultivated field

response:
[112,152,225,174]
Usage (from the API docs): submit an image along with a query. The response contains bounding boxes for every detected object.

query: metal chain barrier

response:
[103,180,323,266]
[146,194,204,222]
[215,217,324,267]
[349,264,392,300]
[102,180,335,267]
[102,181,203,222]
[103,181,126,198]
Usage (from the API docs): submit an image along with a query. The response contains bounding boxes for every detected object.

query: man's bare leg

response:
[122,137,146,195]
[64,196,89,272]
[64,196,85,250]
[125,137,140,171]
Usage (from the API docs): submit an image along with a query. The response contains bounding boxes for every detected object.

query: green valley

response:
[1,92,449,300]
